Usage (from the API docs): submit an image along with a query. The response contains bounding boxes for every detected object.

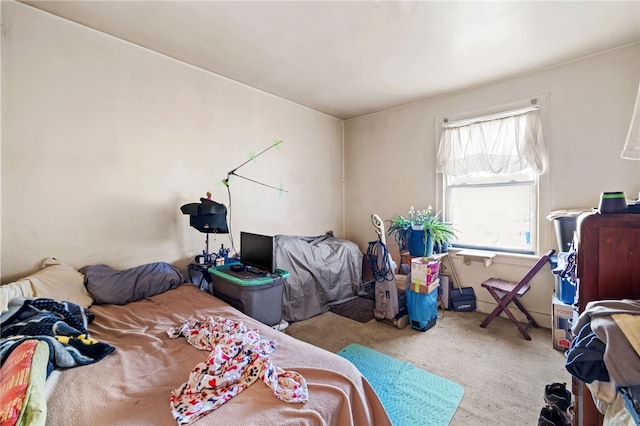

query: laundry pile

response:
[540,298,640,425]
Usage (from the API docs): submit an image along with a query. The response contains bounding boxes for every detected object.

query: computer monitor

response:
[240,232,274,273]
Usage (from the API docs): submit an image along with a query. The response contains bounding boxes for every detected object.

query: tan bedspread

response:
[45,284,391,425]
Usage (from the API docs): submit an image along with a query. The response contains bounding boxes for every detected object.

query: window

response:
[437,105,546,254]
[445,172,537,253]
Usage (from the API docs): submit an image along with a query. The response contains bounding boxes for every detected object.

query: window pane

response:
[449,183,534,251]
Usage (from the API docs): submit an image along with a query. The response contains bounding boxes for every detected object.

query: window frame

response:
[434,96,551,256]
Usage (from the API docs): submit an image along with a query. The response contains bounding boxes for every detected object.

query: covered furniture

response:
[479,249,555,340]
[275,234,363,322]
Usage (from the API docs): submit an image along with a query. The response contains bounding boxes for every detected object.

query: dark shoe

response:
[544,382,572,412]
[538,405,566,426]
[565,403,574,424]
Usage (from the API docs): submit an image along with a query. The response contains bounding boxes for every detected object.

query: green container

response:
[208,266,289,325]
[210,265,289,285]
[599,191,628,214]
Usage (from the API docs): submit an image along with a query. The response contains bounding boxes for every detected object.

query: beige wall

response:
[344,43,640,325]
[1,2,344,281]
[3,2,639,325]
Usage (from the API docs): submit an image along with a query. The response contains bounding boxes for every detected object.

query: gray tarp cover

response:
[275,234,363,322]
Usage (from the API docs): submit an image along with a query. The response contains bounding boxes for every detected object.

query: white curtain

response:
[621,78,640,160]
[436,109,547,177]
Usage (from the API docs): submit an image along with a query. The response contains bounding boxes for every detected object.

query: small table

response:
[187,262,214,290]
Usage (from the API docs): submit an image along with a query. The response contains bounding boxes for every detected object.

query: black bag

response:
[450,286,476,312]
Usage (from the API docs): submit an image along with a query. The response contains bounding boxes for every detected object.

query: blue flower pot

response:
[434,242,449,254]
[409,229,433,257]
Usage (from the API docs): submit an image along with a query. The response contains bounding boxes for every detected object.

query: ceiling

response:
[20,1,640,120]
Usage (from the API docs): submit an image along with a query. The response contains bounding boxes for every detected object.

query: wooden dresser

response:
[573,212,640,426]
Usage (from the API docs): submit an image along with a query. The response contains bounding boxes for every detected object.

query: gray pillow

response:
[80,262,184,305]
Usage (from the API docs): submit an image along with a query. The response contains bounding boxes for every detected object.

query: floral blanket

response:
[167,316,308,425]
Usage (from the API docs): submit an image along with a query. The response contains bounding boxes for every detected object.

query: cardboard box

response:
[552,295,576,350]
[396,274,409,291]
[411,257,440,287]
[409,278,440,295]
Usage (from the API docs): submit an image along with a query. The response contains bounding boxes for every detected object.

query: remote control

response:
[246,266,264,274]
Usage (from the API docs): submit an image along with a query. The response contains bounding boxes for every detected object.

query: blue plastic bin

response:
[406,290,438,332]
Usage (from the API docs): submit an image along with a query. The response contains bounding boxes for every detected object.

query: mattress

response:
[44,284,390,425]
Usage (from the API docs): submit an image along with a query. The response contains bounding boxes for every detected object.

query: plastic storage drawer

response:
[208,266,288,326]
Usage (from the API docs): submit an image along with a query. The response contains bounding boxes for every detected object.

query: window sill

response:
[448,248,542,268]
[455,249,496,267]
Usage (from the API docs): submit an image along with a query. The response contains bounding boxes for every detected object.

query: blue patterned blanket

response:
[0,298,115,376]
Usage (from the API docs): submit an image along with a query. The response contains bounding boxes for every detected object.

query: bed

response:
[0,259,390,426]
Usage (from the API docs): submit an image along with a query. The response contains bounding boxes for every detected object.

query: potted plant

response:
[388,206,456,257]
[424,214,457,254]
[387,214,412,252]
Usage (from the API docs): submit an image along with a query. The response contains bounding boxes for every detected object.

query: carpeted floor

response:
[338,343,464,426]
[329,297,375,323]
[286,308,572,426]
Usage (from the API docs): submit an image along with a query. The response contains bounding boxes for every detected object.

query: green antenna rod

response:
[227,139,282,176]
[222,139,286,192]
